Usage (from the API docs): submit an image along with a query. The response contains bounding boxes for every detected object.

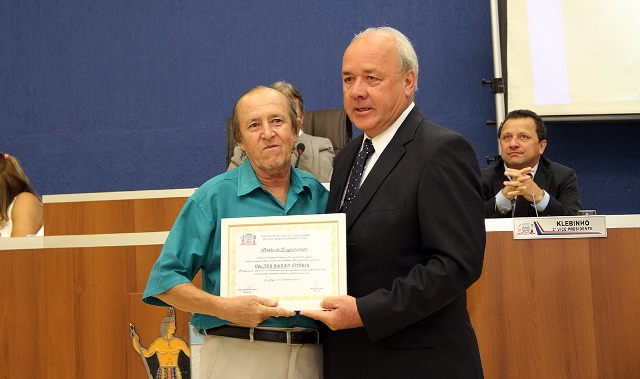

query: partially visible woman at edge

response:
[0,153,43,237]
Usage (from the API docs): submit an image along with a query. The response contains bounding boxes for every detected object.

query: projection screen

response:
[505,0,640,121]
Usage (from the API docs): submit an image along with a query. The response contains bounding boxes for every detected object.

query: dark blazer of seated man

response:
[482,109,582,218]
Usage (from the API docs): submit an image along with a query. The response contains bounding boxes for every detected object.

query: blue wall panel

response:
[1,1,638,214]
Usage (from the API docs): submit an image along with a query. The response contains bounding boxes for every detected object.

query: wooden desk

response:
[2,189,639,378]
[469,216,640,378]
[1,189,195,378]
[42,188,195,235]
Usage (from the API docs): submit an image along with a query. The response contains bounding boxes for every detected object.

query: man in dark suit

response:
[301,27,485,378]
[482,109,582,218]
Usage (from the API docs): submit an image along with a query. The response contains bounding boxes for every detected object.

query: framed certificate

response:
[220,213,347,310]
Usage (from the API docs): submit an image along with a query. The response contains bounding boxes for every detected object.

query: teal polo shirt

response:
[143,160,329,332]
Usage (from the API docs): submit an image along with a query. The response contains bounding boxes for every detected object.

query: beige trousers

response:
[199,334,323,379]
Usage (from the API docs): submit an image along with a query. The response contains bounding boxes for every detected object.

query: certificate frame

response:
[220,213,346,310]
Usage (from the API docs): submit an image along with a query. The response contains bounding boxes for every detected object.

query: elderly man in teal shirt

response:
[143,86,328,379]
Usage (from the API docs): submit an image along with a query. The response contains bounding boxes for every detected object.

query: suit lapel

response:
[343,107,424,230]
[492,161,506,193]
[326,136,362,213]
[533,156,552,191]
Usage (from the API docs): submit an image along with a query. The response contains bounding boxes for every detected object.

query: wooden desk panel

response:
[3,213,639,379]
[468,228,640,378]
[43,197,187,235]
[3,249,43,378]
[2,244,162,379]
[589,230,640,378]
[1,241,203,379]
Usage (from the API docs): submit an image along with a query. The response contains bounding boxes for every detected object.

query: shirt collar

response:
[289,166,313,198]
[364,102,415,154]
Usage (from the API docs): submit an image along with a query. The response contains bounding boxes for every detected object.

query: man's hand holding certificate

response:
[221,213,347,310]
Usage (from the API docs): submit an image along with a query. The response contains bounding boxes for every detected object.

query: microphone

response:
[486,155,501,164]
[525,173,539,217]
[295,143,305,168]
[532,189,539,217]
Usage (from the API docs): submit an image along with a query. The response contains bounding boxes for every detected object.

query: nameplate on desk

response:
[513,215,607,239]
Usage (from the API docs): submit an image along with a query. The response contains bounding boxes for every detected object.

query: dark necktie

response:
[513,195,533,217]
[340,138,375,212]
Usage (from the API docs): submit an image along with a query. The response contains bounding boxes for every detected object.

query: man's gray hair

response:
[353,26,419,92]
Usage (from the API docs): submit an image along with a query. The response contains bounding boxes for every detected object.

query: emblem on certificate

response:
[220,213,347,310]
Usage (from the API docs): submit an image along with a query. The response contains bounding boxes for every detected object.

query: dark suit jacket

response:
[481,156,582,218]
[323,106,485,378]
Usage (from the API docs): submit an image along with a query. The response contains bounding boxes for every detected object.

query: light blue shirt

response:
[143,159,329,332]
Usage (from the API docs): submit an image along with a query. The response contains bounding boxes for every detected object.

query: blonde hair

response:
[0,154,40,226]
